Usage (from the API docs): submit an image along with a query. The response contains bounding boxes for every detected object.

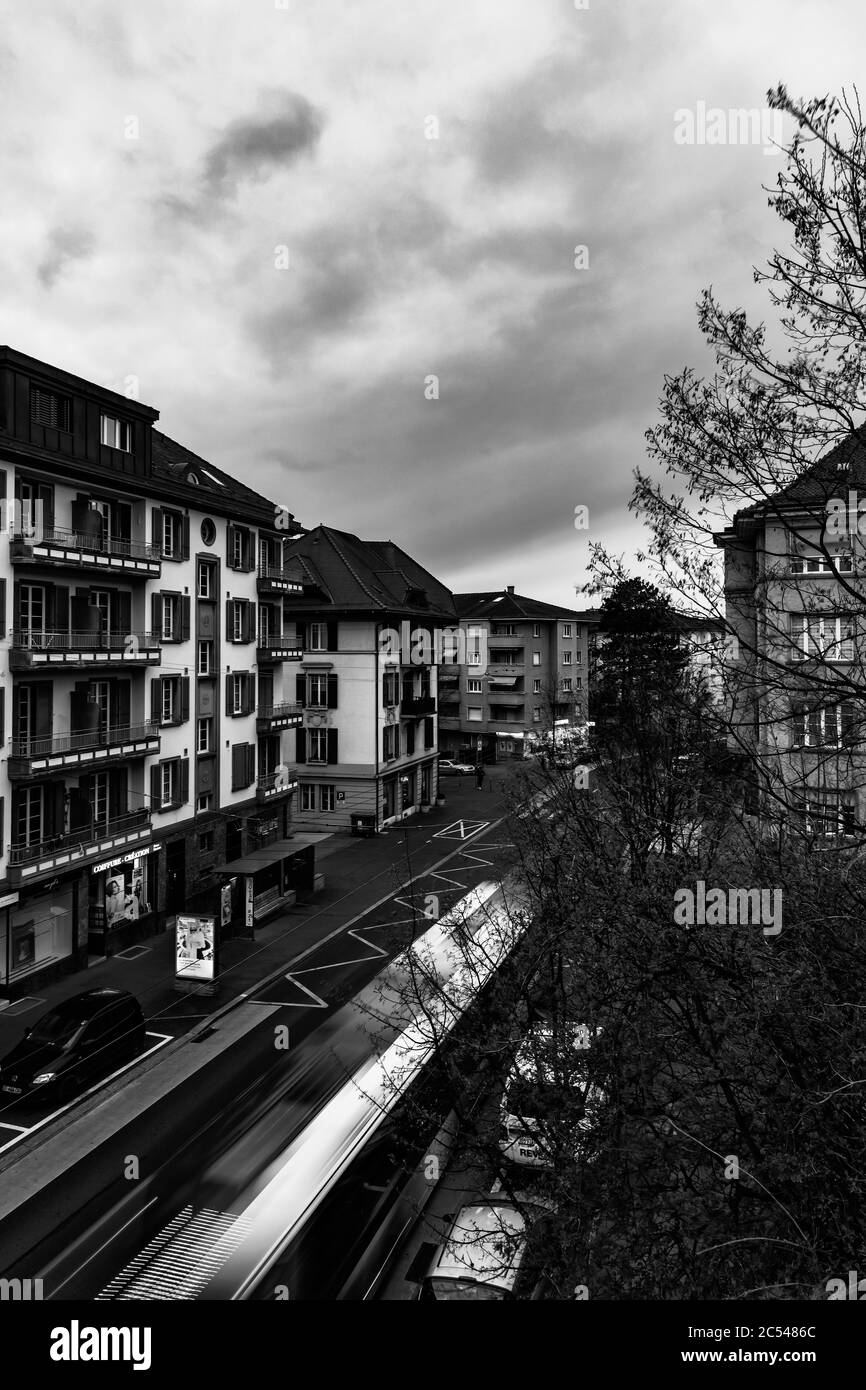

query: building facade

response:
[437,587,599,762]
[280,527,455,833]
[0,347,307,996]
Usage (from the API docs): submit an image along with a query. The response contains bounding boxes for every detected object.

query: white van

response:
[419,1204,527,1300]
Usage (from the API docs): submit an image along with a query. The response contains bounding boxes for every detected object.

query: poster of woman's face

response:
[105,873,139,924]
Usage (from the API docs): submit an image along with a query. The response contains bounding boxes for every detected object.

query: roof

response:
[725,430,866,535]
[428,1204,527,1293]
[151,430,293,522]
[283,526,456,618]
[454,591,600,623]
[670,612,725,634]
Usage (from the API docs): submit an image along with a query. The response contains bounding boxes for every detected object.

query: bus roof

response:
[428,1204,527,1293]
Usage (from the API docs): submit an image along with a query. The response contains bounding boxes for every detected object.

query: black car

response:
[0,988,146,1103]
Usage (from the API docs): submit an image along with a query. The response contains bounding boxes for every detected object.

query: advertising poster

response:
[244,877,254,930]
[103,855,151,926]
[175,914,216,981]
[220,881,233,928]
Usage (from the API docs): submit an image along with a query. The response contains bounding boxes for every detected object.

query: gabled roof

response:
[727,430,866,533]
[284,526,456,618]
[454,591,600,623]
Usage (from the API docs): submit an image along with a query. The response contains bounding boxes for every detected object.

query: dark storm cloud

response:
[36,225,96,289]
[203,91,324,196]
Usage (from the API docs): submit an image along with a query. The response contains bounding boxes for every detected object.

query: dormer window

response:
[100,413,133,452]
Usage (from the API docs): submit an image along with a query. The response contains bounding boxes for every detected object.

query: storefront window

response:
[0,888,74,986]
[97,853,153,931]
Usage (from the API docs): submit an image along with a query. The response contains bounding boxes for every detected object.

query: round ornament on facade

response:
[201,518,216,546]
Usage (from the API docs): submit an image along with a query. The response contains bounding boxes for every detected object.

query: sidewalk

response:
[0,766,514,1052]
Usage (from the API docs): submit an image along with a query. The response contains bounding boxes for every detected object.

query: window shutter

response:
[180,757,190,803]
[0,577,6,639]
[39,484,55,531]
[180,513,190,560]
[181,677,190,723]
[150,763,160,810]
[296,728,306,764]
[425,716,434,749]
[247,601,256,642]
[226,525,235,567]
[296,674,306,706]
[181,596,191,642]
[151,677,160,722]
[406,721,414,756]
[327,729,338,764]
[152,508,163,556]
[0,688,4,747]
[152,592,160,636]
[244,531,254,572]
[327,620,338,651]
[246,743,255,785]
[327,674,338,709]
[226,599,233,637]
[297,621,307,652]
[248,674,256,714]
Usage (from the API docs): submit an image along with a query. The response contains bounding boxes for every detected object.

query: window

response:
[301,784,315,812]
[533,679,541,693]
[161,595,178,641]
[533,623,541,638]
[232,674,246,715]
[31,387,71,431]
[792,613,855,662]
[228,524,252,571]
[562,650,572,665]
[467,650,482,666]
[100,414,133,451]
[309,623,326,651]
[231,743,255,791]
[309,728,328,762]
[575,676,582,688]
[197,562,213,598]
[197,717,212,753]
[197,641,213,675]
[161,678,178,725]
[16,787,43,847]
[383,671,399,706]
[791,701,856,748]
[532,652,541,666]
[232,529,244,568]
[467,679,483,693]
[383,725,399,761]
[201,518,216,546]
[575,650,583,664]
[233,603,243,641]
[199,831,214,853]
[197,793,213,813]
[533,708,541,723]
[562,624,572,638]
[309,674,328,707]
[161,510,186,559]
[790,541,853,574]
[562,679,572,692]
[161,762,177,808]
[319,785,335,812]
[467,707,482,722]
[798,795,857,837]
[491,623,516,637]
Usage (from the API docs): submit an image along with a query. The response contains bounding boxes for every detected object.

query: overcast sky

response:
[1,0,864,607]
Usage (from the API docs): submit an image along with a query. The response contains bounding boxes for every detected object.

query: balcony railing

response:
[9,721,159,772]
[8,808,152,872]
[256,701,304,730]
[11,630,161,669]
[400,695,436,717]
[256,638,304,663]
[12,526,161,574]
[256,564,304,594]
[256,767,299,802]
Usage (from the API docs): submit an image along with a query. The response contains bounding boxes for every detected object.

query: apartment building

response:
[437,587,599,762]
[280,527,456,832]
[715,434,866,835]
[0,347,307,996]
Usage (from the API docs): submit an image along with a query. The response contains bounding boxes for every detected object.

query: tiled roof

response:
[454,591,600,622]
[731,431,866,526]
[151,430,292,519]
[284,526,456,617]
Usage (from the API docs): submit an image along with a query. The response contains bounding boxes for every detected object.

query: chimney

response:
[506,585,514,594]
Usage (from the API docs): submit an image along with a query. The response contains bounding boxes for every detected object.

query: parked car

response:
[438,759,474,776]
[499,1022,604,1169]
[418,1203,528,1300]
[0,988,146,1103]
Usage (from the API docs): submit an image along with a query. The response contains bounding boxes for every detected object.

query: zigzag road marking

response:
[433,818,489,841]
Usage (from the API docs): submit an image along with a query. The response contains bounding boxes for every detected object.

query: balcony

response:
[10,630,161,672]
[256,638,304,664]
[257,701,304,733]
[8,809,152,885]
[8,721,160,779]
[438,687,460,704]
[11,526,161,578]
[488,662,525,675]
[256,564,304,596]
[256,767,300,803]
[400,695,436,717]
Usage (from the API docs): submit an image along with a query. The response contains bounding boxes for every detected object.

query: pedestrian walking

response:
[475,763,485,791]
